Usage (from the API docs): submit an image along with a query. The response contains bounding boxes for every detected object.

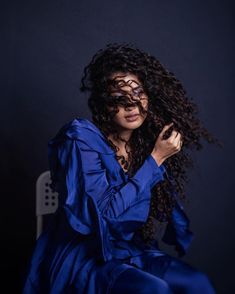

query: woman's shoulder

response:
[62,117,102,138]
[49,117,115,155]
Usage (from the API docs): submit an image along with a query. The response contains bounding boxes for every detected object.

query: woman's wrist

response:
[151,151,164,166]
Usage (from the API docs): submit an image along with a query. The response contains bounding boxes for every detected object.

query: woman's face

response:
[107,72,148,131]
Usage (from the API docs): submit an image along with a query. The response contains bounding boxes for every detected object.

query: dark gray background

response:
[1,0,234,293]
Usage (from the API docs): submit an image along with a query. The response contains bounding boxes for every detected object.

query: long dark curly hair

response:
[80,42,222,245]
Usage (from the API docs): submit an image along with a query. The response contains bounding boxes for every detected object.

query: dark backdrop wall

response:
[2,0,234,293]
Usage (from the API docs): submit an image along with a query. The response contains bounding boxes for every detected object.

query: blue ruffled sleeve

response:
[48,120,166,262]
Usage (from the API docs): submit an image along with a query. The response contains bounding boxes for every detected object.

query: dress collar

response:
[49,117,115,155]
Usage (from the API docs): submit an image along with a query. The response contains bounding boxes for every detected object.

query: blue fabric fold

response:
[47,118,169,262]
[23,117,194,293]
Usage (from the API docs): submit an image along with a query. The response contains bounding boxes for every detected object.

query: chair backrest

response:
[36,170,58,239]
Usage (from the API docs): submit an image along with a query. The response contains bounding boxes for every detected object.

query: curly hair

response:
[80,42,223,245]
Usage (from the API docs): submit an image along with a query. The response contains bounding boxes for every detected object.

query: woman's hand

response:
[151,122,183,166]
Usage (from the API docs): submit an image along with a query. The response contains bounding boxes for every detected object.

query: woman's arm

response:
[62,138,166,220]
[49,136,167,261]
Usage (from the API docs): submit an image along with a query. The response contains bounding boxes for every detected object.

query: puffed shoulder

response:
[48,118,115,155]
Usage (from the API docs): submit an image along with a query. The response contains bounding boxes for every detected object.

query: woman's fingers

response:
[170,131,182,148]
[172,130,179,138]
[175,133,183,150]
[159,123,183,151]
[176,136,182,150]
[168,130,179,143]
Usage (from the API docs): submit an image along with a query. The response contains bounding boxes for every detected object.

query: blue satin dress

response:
[23,118,216,293]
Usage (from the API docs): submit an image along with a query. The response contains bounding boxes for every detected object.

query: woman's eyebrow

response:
[109,79,145,97]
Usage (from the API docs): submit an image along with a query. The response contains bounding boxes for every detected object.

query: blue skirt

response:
[23,210,216,294]
[107,254,216,294]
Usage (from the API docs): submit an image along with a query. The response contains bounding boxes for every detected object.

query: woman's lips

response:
[125,114,139,122]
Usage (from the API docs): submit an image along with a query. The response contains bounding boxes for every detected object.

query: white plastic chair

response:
[36,171,59,239]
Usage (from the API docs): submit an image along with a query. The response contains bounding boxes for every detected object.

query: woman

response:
[23,43,220,293]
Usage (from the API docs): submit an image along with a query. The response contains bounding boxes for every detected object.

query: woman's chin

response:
[119,120,144,130]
